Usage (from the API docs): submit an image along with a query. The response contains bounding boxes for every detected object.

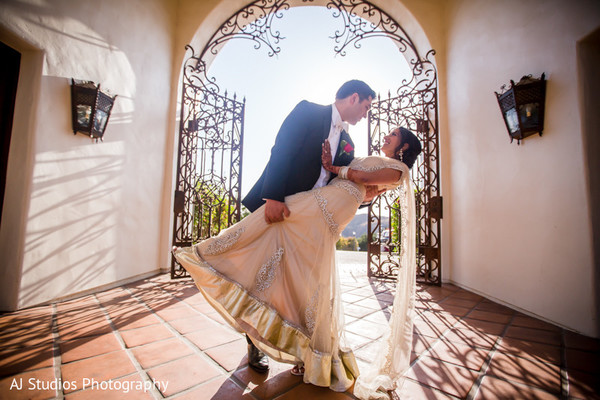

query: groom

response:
[241,79,376,372]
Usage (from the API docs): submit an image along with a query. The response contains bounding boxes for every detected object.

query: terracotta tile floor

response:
[1,263,599,400]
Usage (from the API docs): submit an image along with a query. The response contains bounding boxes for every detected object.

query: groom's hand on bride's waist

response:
[363,185,387,203]
[264,199,291,224]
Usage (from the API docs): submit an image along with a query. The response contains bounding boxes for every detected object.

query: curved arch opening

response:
[173,0,441,284]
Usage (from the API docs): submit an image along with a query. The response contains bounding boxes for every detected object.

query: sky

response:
[205,6,412,198]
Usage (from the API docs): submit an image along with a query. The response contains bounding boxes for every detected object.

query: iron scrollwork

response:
[188,0,298,96]
[200,0,291,60]
[172,0,441,283]
[172,1,298,277]
[344,0,440,284]
[171,45,245,278]
[327,0,415,56]
[322,0,441,284]
[368,89,441,285]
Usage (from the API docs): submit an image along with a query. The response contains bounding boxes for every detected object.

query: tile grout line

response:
[51,302,65,400]
[407,289,476,370]
[144,278,241,336]
[122,285,234,372]
[464,312,516,400]
[125,283,262,400]
[359,286,469,398]
[348,279,409,350]
[505,325,569,397]
[465,313,565,399]
[150,278,355,399]
[161,270,387,398]
[91,293,165,400]
[409,293,513,398]
[400,378,463,400]
[136,281,246,356]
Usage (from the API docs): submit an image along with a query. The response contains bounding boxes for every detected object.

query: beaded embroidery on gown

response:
[173,155,416,398]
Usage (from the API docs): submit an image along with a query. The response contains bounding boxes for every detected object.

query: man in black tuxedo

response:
[241,79,376,372]
[243,79,376,221]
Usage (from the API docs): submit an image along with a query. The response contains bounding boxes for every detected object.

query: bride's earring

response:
[398,149,404,162]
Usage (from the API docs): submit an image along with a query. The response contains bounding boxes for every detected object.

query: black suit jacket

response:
[242,101,355,213]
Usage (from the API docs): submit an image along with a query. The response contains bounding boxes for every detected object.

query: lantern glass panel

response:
[519,102,540,130]
[94,109,109,133]
[76,104,92,128]
[504,108,519,134]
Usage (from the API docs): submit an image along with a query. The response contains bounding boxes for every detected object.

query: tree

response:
[193,181,239,241]
[357,234,368,251]
[336,236,358,251]
[390,197,401,247]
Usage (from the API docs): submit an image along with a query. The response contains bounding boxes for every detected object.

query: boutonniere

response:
[339,139,354,156]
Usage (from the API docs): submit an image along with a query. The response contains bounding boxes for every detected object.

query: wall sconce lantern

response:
[70,78,117,142]
[495,73,546,144]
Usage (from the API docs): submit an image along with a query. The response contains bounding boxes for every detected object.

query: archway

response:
[171,0,441,285]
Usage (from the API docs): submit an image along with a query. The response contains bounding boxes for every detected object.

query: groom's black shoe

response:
[246,335,269,373]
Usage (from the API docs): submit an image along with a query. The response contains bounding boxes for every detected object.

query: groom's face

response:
[346,94,373,125]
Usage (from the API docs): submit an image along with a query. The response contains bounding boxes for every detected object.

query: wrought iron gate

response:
[171,47,245,278]
[319,0,442,284]
[367,81,442,284]
[170,0,288,278]
[171,0,441,283]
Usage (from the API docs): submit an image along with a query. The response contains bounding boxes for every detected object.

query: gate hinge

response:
[429,196,443,219]
[174,190,185,214]
[418,246,439,262]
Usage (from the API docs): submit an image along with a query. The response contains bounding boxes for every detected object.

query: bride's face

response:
[381,129,403,158]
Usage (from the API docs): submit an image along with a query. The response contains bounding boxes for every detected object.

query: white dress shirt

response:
[313,105,348,189]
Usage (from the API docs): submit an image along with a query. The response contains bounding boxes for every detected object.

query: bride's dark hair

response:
[397,127,422,169]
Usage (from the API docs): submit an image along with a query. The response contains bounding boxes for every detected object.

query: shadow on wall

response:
[11,73,134,308]
[19,147,127,307]
[1,0,146,308]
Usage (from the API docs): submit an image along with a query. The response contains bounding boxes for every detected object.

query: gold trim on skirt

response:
[175,245,359,392]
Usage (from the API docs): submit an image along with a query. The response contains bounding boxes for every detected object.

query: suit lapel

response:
[333,129,355,166]
[321,105,332,142]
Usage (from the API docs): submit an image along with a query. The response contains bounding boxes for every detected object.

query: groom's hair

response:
[336,80,376,101]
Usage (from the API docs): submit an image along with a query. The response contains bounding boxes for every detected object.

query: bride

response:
[174,127,422,399]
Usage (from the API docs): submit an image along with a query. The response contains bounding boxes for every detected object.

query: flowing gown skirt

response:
[174,179,366,391]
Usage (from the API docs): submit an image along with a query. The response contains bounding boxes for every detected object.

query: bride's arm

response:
[321,140,402,186]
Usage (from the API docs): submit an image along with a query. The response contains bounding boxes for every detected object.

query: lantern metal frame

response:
[70,78,117,142]
[495,73,546,145]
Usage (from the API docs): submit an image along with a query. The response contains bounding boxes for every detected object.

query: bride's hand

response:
[321,140,338,174]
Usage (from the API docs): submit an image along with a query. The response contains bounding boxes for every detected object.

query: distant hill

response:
[341,213,389,237]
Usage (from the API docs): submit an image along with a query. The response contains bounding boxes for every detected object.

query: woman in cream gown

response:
[174,127,421,399]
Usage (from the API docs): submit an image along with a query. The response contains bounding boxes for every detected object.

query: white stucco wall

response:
[445,0,599,336]
[0,0,175,309]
